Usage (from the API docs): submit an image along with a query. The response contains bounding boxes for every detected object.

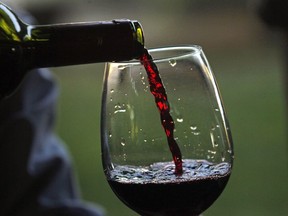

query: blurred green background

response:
[7,0,288,215]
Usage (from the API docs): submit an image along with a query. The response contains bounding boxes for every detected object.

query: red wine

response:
[140,49,183,175]
[108,160,231,216]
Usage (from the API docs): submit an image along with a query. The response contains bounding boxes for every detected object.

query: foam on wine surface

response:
[108,160,231,216]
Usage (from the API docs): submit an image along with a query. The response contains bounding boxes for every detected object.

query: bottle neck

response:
[0,2,145,68]
[24,20,144,68]
[0,2,144,99]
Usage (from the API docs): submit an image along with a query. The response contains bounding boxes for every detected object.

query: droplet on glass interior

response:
[176,117,183,123]
[121,138,126,146]
[169,59,177,67]
[114,109,126,114]
[208,150,217,155]
[114,103,127,114]
[118,65,126,70]
[140,73,145,80]
[210,131,215,140]
[190,125,197,131]
[221,152,226,162]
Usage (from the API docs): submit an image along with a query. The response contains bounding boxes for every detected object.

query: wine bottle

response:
[0,2,144,99]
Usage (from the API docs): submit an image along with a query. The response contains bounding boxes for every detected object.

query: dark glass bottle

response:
[0,2,144,99]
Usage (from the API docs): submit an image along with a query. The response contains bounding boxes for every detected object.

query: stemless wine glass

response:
[101,45,233,216]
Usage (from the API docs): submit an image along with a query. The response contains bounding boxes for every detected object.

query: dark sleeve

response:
[0,69,104,216]
[258,0,288,30]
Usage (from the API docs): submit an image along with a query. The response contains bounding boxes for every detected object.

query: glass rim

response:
[108,45,203,65]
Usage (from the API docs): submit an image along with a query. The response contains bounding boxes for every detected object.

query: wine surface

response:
[108,160,231,216]
[140,49,183,174]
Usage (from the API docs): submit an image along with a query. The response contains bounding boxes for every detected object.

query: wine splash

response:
[140,48,183,175]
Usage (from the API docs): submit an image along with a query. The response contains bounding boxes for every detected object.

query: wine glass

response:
[101,45,233,216]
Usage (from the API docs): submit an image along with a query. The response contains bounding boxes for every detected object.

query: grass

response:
[53,45,288,216]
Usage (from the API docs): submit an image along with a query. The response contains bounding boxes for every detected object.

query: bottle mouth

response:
[131,20,144,47]
[112,19,144,47]
[112,19,145,59]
